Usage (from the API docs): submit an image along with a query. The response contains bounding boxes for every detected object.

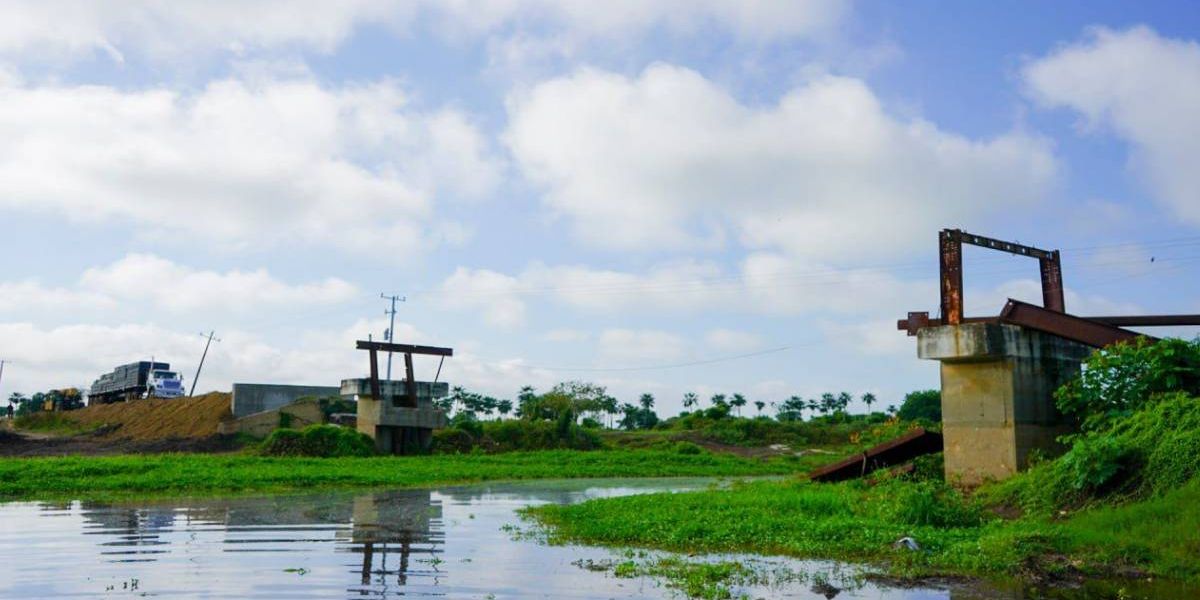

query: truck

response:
[88,361,186,404]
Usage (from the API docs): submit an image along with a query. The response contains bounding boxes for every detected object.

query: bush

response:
[877,480,983,527]
[431,428,475,454]
[1056,337,1200,431]
[898,389,941,422]
[1057,437,1135,493]
[260,424,376,457]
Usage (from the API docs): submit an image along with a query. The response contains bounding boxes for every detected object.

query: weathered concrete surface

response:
[918,323,1092,485]
[341,378,448,454]
[218,398,325,437]
[231,383,339,418]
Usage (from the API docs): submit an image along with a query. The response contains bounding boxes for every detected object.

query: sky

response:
[1,0,1198,415]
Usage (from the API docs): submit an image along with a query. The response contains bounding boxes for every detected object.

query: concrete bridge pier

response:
[341,379,449,455]
[917,323,1092,485]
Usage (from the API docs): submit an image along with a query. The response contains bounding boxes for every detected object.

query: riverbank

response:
[525,475,1200,584]
[0,449,801,501]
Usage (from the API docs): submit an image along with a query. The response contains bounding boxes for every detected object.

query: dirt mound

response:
[59,392,233,442]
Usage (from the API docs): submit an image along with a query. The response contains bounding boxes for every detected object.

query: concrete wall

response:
[231,383,339,418]
[219,398,325,438]
[919,323,1092,485]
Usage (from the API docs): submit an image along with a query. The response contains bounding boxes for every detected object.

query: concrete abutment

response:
[917,323,1092,485]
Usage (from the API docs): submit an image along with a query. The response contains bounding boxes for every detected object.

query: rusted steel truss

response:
[939,229,1063,325]
[901,228,1200,347]
[356,340,453,407]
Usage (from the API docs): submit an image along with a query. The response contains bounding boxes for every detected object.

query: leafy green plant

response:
[1056,337,1200,430]
[1057,436,1135,493]
[260,424,375,457]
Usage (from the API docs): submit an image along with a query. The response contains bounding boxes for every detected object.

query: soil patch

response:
[45,392,232,442]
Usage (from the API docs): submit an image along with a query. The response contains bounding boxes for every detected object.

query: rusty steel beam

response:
[898,311,1200,336]
[1040,251,1066,313]
[809,427,943,483]
[955,230,1056,260]
[1088,315,1200,327]
[355,341,453,357]
[999,299,1152,348]
[368,347,381,401]
[939,230,964,325]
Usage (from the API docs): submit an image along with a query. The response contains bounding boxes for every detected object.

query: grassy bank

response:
[0,449,799,501]
[525,476,1200,582]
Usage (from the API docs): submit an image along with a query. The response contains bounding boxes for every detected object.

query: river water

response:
[0,478,1189,599]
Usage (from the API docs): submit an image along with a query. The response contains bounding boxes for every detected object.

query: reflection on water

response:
[0,478,1192,599]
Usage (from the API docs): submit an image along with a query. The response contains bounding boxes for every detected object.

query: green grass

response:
[0,449,800,501]
[523,477,1200,582]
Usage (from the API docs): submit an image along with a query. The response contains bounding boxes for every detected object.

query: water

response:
[0,478,1189,599]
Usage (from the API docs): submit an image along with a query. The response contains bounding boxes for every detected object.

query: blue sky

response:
[1,1,1198,415]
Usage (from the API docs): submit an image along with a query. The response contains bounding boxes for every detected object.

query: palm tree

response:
[639,393,655,411]
[710,393,727,407]
[497,399,513,419]
[730,393,747,416]
[861,392,877,414]
[806,399,819,420]
[754,400,765,415]
[682,392,698,410]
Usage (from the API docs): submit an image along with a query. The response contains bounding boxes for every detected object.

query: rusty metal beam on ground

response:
[809,427,943,483]
[999,299,1152,348]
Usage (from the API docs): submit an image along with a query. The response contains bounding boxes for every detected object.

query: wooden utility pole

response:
[190,331,220,397]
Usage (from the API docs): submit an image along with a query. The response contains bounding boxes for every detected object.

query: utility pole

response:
[381,293,405,380]
[190,331,221,397]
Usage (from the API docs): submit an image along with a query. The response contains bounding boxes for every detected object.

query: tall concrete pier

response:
[918,323,1092,485]
[342,379,448,454]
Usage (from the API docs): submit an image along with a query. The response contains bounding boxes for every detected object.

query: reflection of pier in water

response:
[71,489,444,597]
[341,490,444,594]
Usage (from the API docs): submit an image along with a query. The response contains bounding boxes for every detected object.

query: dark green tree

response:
[898,389,942,422]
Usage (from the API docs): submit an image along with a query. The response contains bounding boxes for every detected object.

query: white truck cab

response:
[146,369,186,399]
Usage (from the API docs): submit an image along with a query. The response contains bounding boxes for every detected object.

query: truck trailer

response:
[88,361,186,404]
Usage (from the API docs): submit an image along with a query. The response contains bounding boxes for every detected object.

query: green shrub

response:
[898,389,941,422]
[431,428,475,454]
[1056,337,1200,431]
[260,424,375,457]
[1057,436,1135,493]
[673,441,704,455]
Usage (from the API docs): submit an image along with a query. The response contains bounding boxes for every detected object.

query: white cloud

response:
[704,329,765,353]
[0,254,358,316]
[0,75,501,256]
[1024,26,1200,226]
[542,328,590,343]
[598,329,686,363]
[433,254,931,328]
[437,267,527,328]
[506,64,1058,260]
[0,1,848,63]
[79,254,358,313]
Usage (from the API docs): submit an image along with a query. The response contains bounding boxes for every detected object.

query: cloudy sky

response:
[1,1,1198,414]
